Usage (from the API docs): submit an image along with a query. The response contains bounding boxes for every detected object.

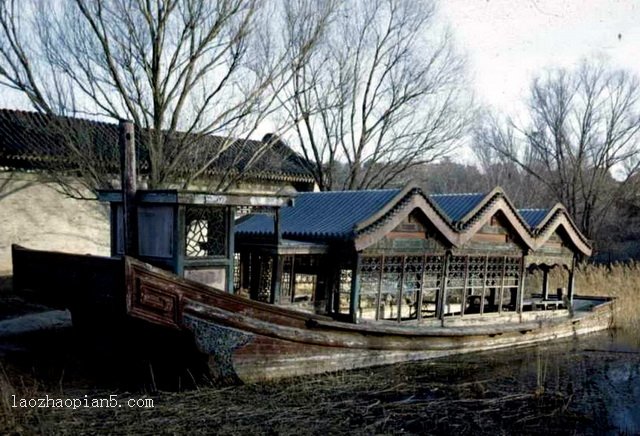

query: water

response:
[2,328,639,434]
[357,330,640,434]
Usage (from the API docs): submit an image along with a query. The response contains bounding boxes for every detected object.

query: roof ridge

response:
[0,107,118,127]
[300,188,401,194]
[429,192,486,197]
[0,107,270,146]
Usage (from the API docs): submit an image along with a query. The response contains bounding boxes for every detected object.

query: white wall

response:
[0,173,110,274]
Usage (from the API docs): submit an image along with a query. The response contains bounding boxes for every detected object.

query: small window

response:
[185,206,227,257]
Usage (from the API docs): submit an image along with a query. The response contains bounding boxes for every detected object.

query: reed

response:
[574,261,640,334]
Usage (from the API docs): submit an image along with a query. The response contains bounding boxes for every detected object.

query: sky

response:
[3,0,640,135]
[440,0,640,115]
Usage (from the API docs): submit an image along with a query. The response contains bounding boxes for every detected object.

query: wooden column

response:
[375,254,385,321]
[416,255,426,322]
[438,251,450,323]
[517,255,527,316]
[119,120,137,256]
[480,256,489,315]
[542,267,550,300]
[396,256,406,322]
[460,256,470,317]
[349,253,362,323]
[498,256,507,314]
[568,256,576,305]
[226,206,235,294]
[270,255,282,304]
[270,208,283,303]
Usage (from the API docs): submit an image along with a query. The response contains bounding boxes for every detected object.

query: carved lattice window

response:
[503,257,520,287]
[446,255,466,289]
[359,256,382,320]
[379,256,403,320]
[421,255,443,318]
[185,207,226,257]
[338,269,352,314]
[233,252,241,291]
[486,256,504,288]
[256,255,273,302]
[401,256,423,320]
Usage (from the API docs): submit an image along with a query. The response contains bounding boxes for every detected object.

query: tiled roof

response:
[0,109,314,183]
[235,186,593,256]
[429,193,487,223]
[235,189,402,239]
[518,209,549,229]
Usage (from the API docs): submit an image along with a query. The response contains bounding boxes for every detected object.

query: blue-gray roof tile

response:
[518,209,549,229]
[429,193,487,223]
[235,189,402,239]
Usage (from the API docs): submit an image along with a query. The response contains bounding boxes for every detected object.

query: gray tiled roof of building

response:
[518,208,550,229]
[0,108,314,183]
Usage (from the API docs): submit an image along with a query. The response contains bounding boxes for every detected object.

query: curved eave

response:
[533,206,592,256]
[456,187,504,224]
[353,184,421,232]
[455,194,536,250]
[353,190,459,251]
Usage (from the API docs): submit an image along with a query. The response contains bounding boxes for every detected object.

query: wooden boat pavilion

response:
[234,184,592,324]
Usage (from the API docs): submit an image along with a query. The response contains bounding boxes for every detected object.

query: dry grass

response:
[526,261,640,335]
[576,262,640,334]
[0,353,599,435]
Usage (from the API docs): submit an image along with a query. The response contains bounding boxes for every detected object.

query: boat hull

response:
[11,246,614,384]
[124,256,614,383]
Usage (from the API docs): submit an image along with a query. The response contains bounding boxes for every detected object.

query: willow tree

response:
[0,0,329,194]
[278,0,470,191]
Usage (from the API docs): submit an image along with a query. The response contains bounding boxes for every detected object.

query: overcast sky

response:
[440,0,640,115]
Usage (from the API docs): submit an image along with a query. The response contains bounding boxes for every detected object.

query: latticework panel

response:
[379,256,403,320]
[233,252,241,291]
[281,256,294,302]
[338,269,352,314]
[423,255,444,290]
[401,256,423,320]
[485,257,504,287]
[256,255,273,302]
[503,257,521,287]
[359,256,382,320]
[467,256,486,290]
[446,255,466,289]
[185,206,226,257]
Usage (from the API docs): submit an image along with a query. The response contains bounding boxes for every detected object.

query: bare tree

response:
[474,61,640,240]
[0,170,33,201]
[278,0,470,191]
[0,0,329,194]
[473,140,547,208]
